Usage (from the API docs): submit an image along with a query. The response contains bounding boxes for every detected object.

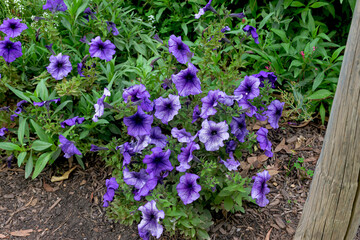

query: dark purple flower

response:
[176,173,201,205]
[143,147,173,177]
[124,108,153,137]
[198,120,229,151]
[154,94,181,124]
[161,78,172,90]
[172,63,201,96]
[226,140,237,153]
[218,94,243,106]
[46,53,72,80]
[92,88,111,122]
[89,36,115,62]
[220,152,240,171]
[195,0,217,19]
[252,71,277,88]
[59,135,82,158]
[6,154,14,168]
[234,76,260,100]
[171,127,197,143]
[0,18,28,38]
[229,13,245,19]
[255,106,267,121]
[149,127,168,148]
[168,35,192,64]
[43,0,68,12]
[230,115,249,142]
[133,135,151,153]
[10,114,17,121]
[251,170,271,207]
[103,177,119,207]
[264,100,284,129]
[238,99,257,117]
[134,177,159,201]
[11,100,27,120]
[90,144,109,152]
[192,105,200,123]
[83,7,96,21]
[77,63,85,77]
[0,127,8,136]
[106,21,119,36]
[33,98,61,107]
[243,25,259,44]
[79,36,88,44]
[153,34,163,44]
[176,141,200,172]
[60,116,85,128]
[256,127,273,157]
[17,100,28,108]
[0,37,22,63]
[221,26,231,33]
[200,90,225,119]
[138,200,165,239]
[118,142,135,166]
[123,84,153,112]
[123,167,149,189]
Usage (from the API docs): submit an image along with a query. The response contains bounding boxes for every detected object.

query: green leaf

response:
[290,1,305,7]
[318,33,331,42]
[35,79,49,100]
[76,155,85,169]
[30,119,49,142]
[75,0,89,20]
[53,100,72,115]
[17,152,27,167]
[181,23,188,36]
[18,117,27,145]
[196,229,210,240]
[307,89,332,100]
[310,2,328,8]
[0,142,22,151]
[312,71,325,91]
[31,140,53,151]
[25,153,33,179]
[79,130,90,139]
[320,103,326,125]
[271,28,288,42]
[156,7,166,21]
[5,84,32,102]
[223,197,234,211]
[289,60,303,69]
[258,12,274,30]
[331,46,346,63]
[32,152,52,179]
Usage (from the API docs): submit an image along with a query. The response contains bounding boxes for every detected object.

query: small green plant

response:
[287,156,314,178]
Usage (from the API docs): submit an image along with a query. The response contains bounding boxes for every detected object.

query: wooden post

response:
[294,1,360,239]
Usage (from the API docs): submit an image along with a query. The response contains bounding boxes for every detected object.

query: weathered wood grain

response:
[294,1,360,239]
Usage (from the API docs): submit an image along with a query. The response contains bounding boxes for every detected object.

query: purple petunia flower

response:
[153,34,163,44]
[124,108,153,137]
[256,127,273,157]
[234,76,260,100]
[238,99,257,117]
[172,63,201,96]
[229,13,245,19]
[46,53,72,80]
[0,18,28,38]
[83,7,96,21]
[117,142,135,166]
[226,140,237,153]
[106,21,119,36]
[149,127,168,148]
[200,90,225,119]
[33,98,61,108]
[93,88,111,122]
[60,116,85,128]
[252,71,278,88]
[243,25,259,44]
[133,135,151,153]
[43,0,68,12]
[123,84,153,112]
[0,37,23,63]
[138,200,165,239]
[123,167,149,190]
[220,152,240,171]
[103,177,119,207]
[143,147,173,177]
[0,127,8,137]
[264,100,284,129]
[218,93,243,107]
[192,105,201,123]
[221,26,231,33]
[255,106,267,121]
[230,115,249,142]
[171,127,197,143]
[89,36,116,62]
[168,35,192,64]
[59,135,82,159]
[198,120,229,151]
[176,141,200,172]
[154,94,181,124]
[134,177,159,201]
[11,100,28,120]
[90,144,109,152]
[251,170,271,207]
[195,0,217,19]
[176,173,201,205]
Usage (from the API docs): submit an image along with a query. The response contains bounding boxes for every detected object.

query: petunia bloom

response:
[0,37,23,63]
[230,115,249,142]
[117,142,135,166]
[124,108,153,137]
[198,120,229,151]
[200,90,225,119]
[103,177,119,207]
[172,63,201,96]
[83,7,96,21]
[220,152,240,171]
[256,127,273,157]
[46,53,72,80]
[225,140,237,153]
[264,100,284,129]
[0,18,28,38]
[89,36,116,62]
[143,147,173,177]
[106,21,119,36]
[243,25,259,44]
[192,105,201,123]
[238,99,257,117]
[168,35,192,64]
[176,141,200,172]
[251,170,271,207]
[43,0,68,12]
[221,26,231,33]
[0,127,8,137]
[90,145,109,152]
[59,135,82,159]
[252,71,278,88]
[176,173,202,205]
[123,84,153,112]
[60,116,84,128]
[234,75,260,100]
[195,0,217,19]
[149,127,168,148]
[123,167,149,190]
[171,127,197,143]
[154,94,181,124]
[138,200,165,239]
[229,13,245,19]
[92,88,111,122]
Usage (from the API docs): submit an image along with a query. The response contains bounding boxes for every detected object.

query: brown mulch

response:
[0,121,359,240]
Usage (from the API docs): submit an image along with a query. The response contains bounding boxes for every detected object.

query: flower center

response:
[153,156,163,163]
[9,23,17,30]
[165,103,173,110]
[5,42,13,49]
[177,43,184,51]
[149,213,155,220]
[56,61,63,68]
[211,130,218,136]
[187,183,193,189]
[98,43,105,50]
[184,73,193,82]
[133,114,144,125]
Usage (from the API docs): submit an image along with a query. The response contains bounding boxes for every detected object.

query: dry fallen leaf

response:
[43,181,55,192]
[274,139,286,153]
[265,228,272,240]
[10,229,33,237]
[0,234,7,239]
[257,154,268,163]
[304,156,318,163]
[247,156,257,165]
[266,165,279,176]
[289,120,310,128]
[51,166,77,182]
[295,135,306,149]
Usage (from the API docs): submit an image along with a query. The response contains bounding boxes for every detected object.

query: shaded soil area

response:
[0,121,359,239]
